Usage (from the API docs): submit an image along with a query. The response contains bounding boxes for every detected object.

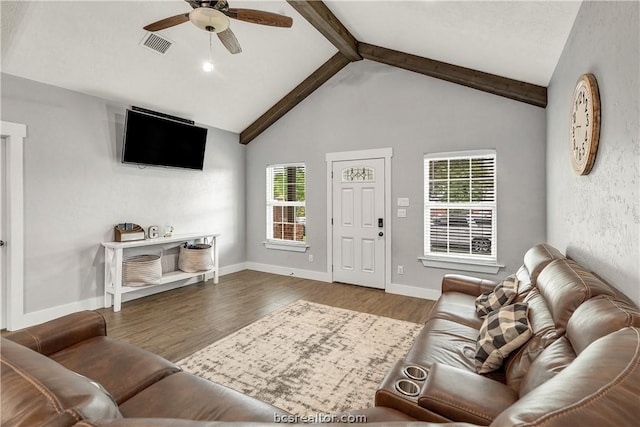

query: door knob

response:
[378,232,384,237]
[0,240,4,247]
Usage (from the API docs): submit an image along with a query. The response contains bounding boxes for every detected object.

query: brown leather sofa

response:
[375,243,640,426]
[2,243,639,426]
[1,310,417,426]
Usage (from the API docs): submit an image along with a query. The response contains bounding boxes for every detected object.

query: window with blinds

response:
[266,164,306,243]
[424,150,496,261]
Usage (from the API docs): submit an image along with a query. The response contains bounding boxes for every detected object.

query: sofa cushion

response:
[537,259,616,335]
[522,243,564,286]
[518,336,575,397]
[567,296,640,354]
[475,303,532,374]
[418,363,518,424]
[504,288,560,391]
[427,292,484,329]
[119,372,288,422]
[405,318,479,374]
[50,336,181,404]
[474,276,518,317]
[1,338,121,427]
[492,327,640,427]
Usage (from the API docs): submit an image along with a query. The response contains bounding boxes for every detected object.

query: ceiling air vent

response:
[140,33,172,55]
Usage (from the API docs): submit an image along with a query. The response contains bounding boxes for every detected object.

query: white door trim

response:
[326,148,393,288]
[1,121,26,331]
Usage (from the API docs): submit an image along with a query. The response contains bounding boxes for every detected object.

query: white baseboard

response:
[386,283,441,301]
[14,297,104,331]
[246,262,331,283]
[8,263,251,331]
[220,262,247,276]
[9,267,437,331]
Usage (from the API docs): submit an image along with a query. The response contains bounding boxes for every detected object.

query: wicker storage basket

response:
[123,254,162,286]
[178,244,213,273]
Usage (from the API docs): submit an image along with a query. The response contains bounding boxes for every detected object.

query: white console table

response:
[102,232,220,312]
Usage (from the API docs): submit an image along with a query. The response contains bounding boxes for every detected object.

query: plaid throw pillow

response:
[475,275,519,318]
[475,303,532,374]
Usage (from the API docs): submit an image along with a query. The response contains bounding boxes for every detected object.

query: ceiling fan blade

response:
[217,28,242,54]
[226,8,293,28]
[144,13,190,31]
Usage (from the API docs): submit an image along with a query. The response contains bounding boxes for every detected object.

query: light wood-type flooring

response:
[96,270,436,362]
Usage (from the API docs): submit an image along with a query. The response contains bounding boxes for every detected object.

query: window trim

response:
[263,240,309,252]
[423,149,499,266]
[265,163,307,251]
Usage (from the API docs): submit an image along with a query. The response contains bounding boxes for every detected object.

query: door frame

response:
[1,121,26,331]
[326,148,393,288]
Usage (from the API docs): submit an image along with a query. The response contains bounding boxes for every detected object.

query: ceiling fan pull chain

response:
[209,31,213,62]
[203,30,215,72]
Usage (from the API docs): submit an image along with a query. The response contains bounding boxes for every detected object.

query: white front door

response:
[1,137,6,329]
[332,158,385,289]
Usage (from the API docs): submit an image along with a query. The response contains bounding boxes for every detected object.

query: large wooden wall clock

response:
[570,73,601,175]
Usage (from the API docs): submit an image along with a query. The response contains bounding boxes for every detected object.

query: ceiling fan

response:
[143,0,293,54]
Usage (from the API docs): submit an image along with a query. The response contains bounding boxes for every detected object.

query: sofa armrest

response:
[4,310,107,355]
[441,274,498,297]
[418,363,517,425]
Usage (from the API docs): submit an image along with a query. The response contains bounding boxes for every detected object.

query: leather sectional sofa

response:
[2,243,639,426]
[375,243,640,426]
[1,310,414,426]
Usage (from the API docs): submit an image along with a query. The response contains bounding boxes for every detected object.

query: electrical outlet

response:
[397,208,407,218]
[397,265,404,275]
[308,254,314,263]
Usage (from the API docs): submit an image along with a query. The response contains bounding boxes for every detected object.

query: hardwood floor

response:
[96,270,435,362]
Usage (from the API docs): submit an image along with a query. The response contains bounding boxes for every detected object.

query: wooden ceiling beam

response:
[240,53,351,145]
[240,6,547,144]
[358,43,547,108]
[287,0,361,62]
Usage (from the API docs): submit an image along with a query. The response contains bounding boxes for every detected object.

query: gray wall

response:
[546,1,640,304]
[1,73,246,313]
[246,60,547,293]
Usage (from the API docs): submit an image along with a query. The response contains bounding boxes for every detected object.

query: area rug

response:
[178,300,423,416]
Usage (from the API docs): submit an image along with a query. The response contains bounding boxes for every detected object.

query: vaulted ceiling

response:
[1,1,582,143]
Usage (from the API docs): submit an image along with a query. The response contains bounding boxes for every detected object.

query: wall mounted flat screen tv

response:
[122,108,208,170]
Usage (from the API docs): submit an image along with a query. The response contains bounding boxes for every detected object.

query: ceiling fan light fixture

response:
[189,7,230,33]
[202,61,215,72]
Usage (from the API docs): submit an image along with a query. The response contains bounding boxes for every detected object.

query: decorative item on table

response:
[148,225,160,239]
[164,225,174,238]
[114,223,145,242]
[122,254,162,286]
[178,242,213,273]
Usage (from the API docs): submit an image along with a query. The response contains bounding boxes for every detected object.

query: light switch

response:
[397,197,410,207]
[397,208,407,218]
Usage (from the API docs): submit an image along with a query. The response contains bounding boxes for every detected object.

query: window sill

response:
[418,256,504,274]
[263,241,309,253]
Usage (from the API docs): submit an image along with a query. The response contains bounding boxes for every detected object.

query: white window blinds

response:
[424,150,496,261]
[266,164,306,243]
